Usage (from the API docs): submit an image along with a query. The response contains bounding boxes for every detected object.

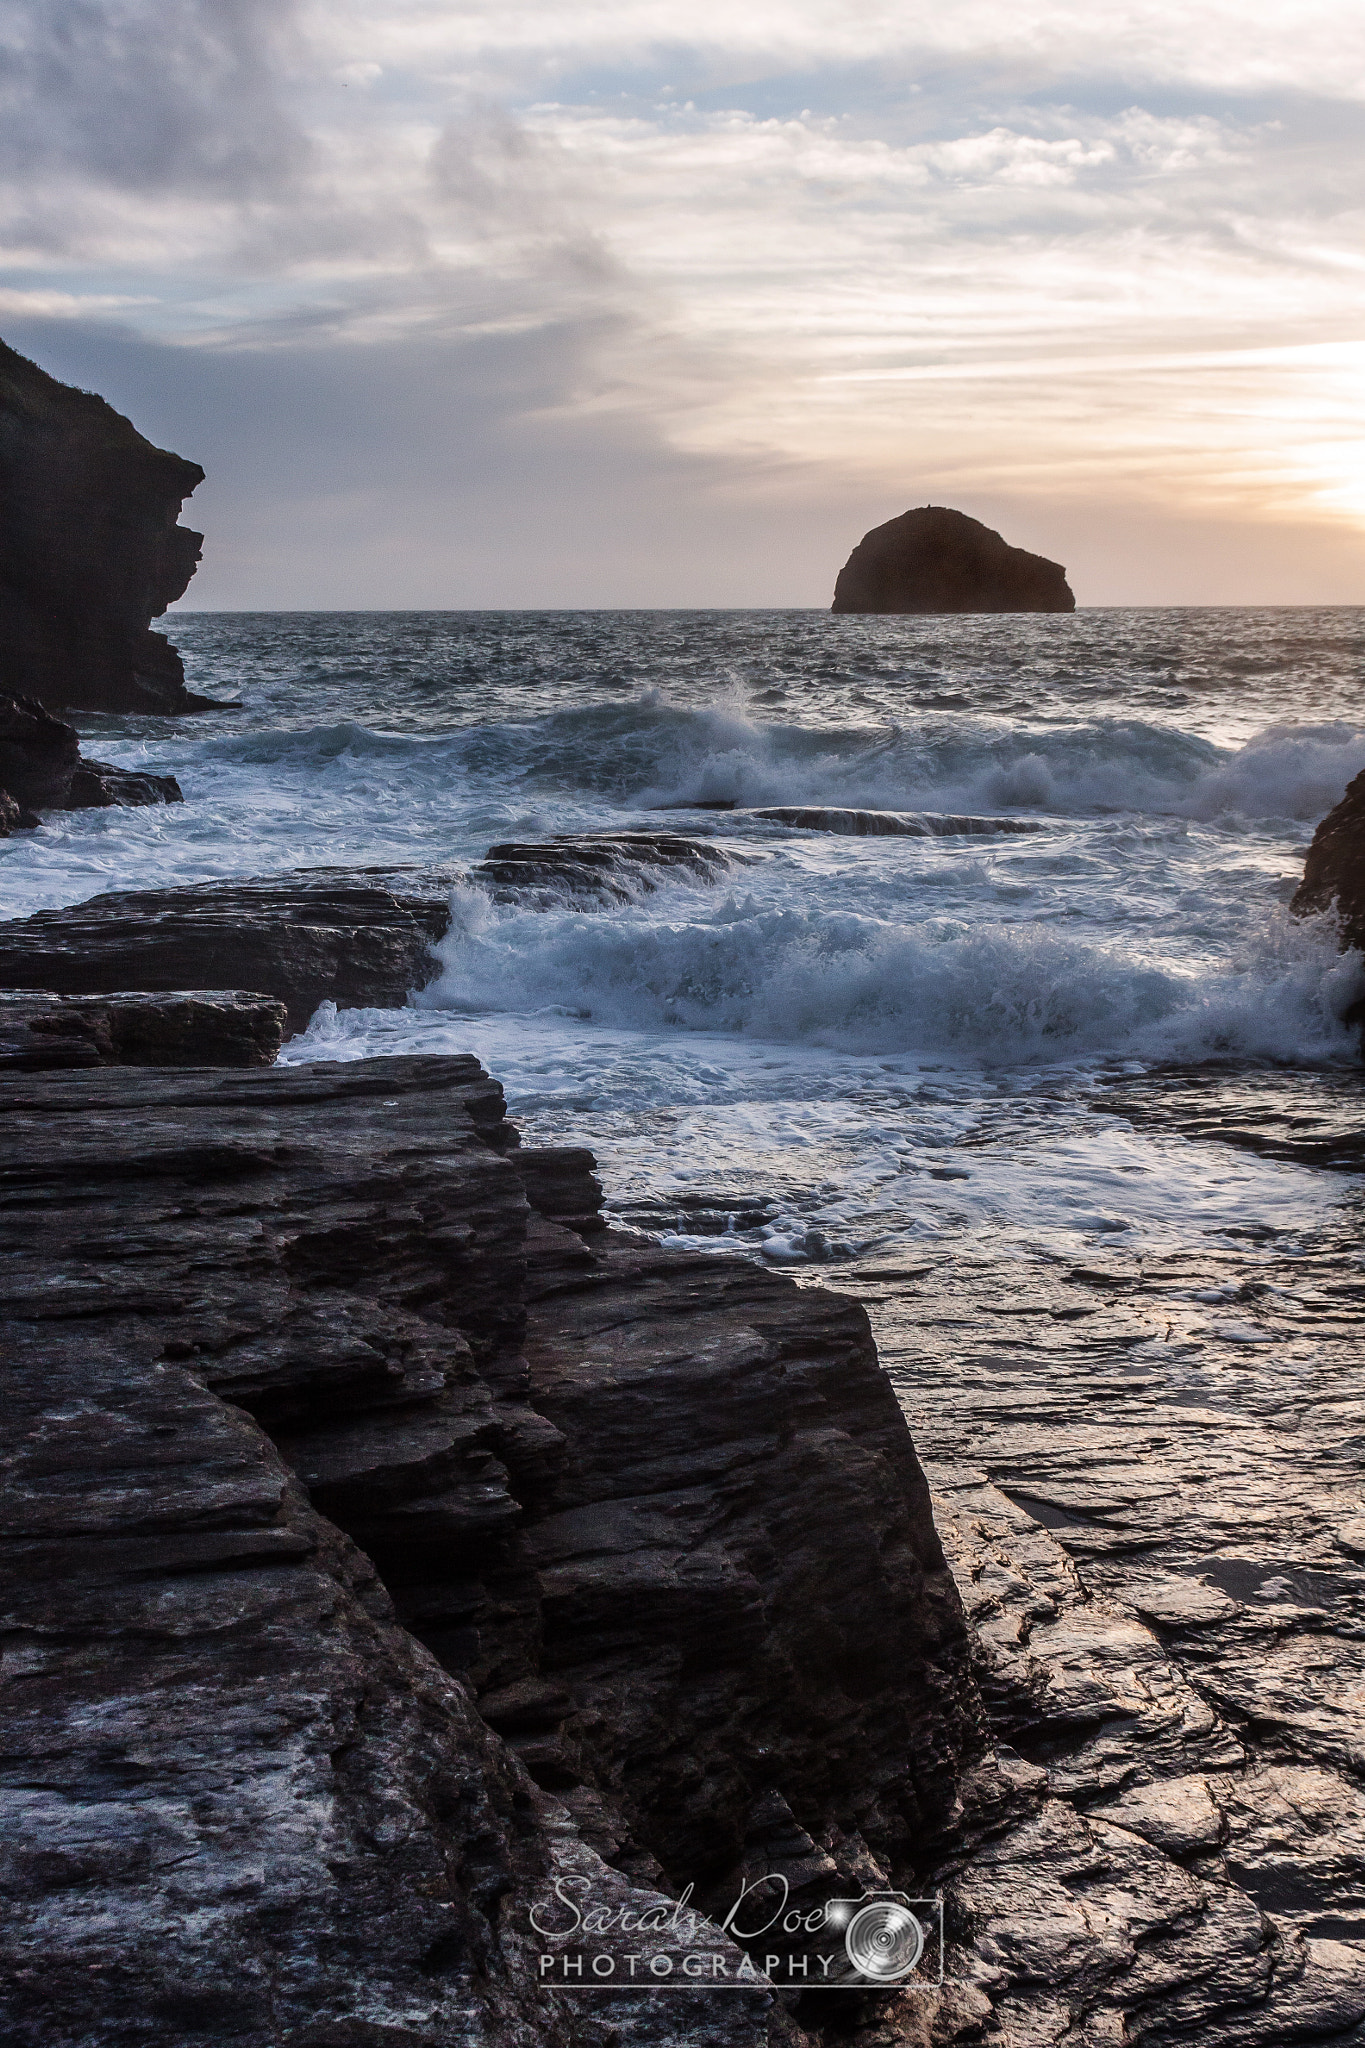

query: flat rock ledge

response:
[0,989,286,1069]
[0,1054,981,2048]
[0,840,736,1028]
[0,868,458,1030]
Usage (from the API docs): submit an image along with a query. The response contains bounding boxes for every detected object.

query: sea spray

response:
[421,887,1363,1065]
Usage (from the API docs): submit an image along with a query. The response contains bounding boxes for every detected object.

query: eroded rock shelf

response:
[0,1054,980,2048]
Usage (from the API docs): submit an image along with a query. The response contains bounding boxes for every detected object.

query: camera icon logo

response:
[821,1892,943,1986]
[842,1898,925,1980]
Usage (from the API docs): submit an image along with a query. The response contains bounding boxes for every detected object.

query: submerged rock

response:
[474,831,734,902]
[0,338,214,713]
[832,504,1076,614]
[0,1053,982,2044]
[754,805,1045,836]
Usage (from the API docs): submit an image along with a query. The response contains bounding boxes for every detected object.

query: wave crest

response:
[422,891,1363,1063]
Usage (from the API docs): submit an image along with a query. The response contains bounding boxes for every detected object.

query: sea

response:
[3,607,1364,1277]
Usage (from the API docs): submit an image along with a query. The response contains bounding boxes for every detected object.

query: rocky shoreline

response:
[0,1052,982,2048]
[2,801,1364,2043]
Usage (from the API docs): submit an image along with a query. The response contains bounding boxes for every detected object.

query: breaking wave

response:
[180,701,1365,828]
[422,888,1363,1065]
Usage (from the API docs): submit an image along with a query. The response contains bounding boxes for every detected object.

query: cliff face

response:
[0,339,207,713]
[832,505,1075,615]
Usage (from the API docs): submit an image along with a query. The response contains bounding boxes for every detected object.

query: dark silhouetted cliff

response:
[832,505,1075,614]
[0,339,209,713]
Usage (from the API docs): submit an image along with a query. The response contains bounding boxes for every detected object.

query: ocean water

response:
[3,607,1363,1272]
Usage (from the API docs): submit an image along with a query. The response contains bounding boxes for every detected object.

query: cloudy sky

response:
[3,0,1364,606]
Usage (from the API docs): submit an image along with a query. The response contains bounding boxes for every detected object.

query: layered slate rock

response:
[832,505,1075,615]
[0,845,734,1023]
[0,1054,983,2046]
[0,693,181,829]
[0,990,286,1070]
[0,867,457,1029]
[0,339,213,714]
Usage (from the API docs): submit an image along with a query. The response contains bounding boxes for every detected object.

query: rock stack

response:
[832,505,1075,614]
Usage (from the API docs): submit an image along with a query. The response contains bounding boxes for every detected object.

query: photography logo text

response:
[530,1874,944,1989]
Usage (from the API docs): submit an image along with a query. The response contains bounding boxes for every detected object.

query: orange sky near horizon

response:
[2,0,1364,605]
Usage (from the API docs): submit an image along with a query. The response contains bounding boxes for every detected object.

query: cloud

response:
[0,0,307,192]
[1,0,1363,601]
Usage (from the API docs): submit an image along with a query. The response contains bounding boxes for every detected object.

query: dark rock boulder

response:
[0,1053,982,2044]
[0,866,458,1029]
[0,692,181,818]
[67,758,183,807]
[0,691,79,808]
[832,505,1075,614]
[0,338,213,714]
[1291,766,1365,953]
[0,785,30,833]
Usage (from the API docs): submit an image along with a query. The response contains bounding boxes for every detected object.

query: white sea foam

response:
[5,612,1362,1277]
[173,700,1354,828]
[1178,722,1365,822]
[420,885,1363,1065]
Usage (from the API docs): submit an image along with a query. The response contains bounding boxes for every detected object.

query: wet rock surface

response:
[0,841,733,1023]
[0,1053,981,2047]
[66,757,183,807]
[0,692,78,810]
[0,338,212,714]
[474,832,736,902]
[1293,765,1365,965]
[1103,1064,1365,1170]
[842,1162,1365,2042]
[0,989,286,1069]
[753,807,1044,839]
[0,867,457,1029]
[832,507,1075,615]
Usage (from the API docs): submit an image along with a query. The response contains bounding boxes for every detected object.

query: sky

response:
[2,0,1365,607]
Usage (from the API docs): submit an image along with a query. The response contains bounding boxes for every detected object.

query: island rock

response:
[0,338,210,713]
[832,504,1076,614]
